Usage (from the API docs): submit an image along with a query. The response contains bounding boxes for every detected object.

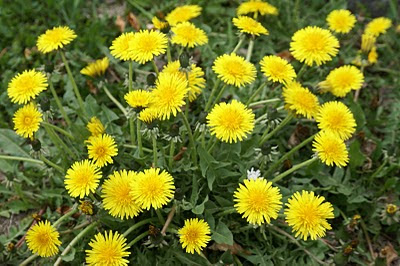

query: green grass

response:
[0,0,399,265]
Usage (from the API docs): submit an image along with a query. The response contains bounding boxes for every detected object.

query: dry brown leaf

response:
[115,15,126,32]
[87,80,98,95]
[173,147,187,161]
[209,242,251,255]
[276,50,293,61]
[380,243,398,266]
[128,12,140,31]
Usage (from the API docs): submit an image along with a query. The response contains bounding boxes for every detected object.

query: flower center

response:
[24,116,33,125]
[96,146,106,157]
[248,191,268,212]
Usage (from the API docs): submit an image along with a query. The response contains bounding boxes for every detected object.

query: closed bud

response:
[40,97,50,112]
[179,52,190,69]
[30,139,41,151]
[44,61,54,73]
[147,73,157,86]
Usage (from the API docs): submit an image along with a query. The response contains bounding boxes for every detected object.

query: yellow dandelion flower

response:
[166,5,202,26]
[232,16,269,36]
[386,204,397,215]
[86,231,130,266]
[207,100,255,143]
[80,57,109,77]
[368,46,378,64]
[102,170,142,219]
[318,65,364,98]
[26,221,61,257]
[234,178,282,225]
[87,134,118,168]
[152,16,168,30]
[313,131,349,167]
[138,108,159,124]
[290,26,339,66]
[212,53,256,87]
[64,160,102,198]
[285,190,334,240]
[326,9,356,34]
[178,218,211,254]
[283,81,319,119]
[316,101,356,141]
[162,60,205,101]
[37,26,77,54]
[397,25,400,33]
[130,168,175,210]
[8,70,48,104]
[87,117,105,137]
[110,32,135,61]
[130,30,168,64]
[13,103,42,139]
[237,0,278,16]
[171,22,208,48]
[149,72,188,120]
[365,17,392,36]
[361,33,376,52]
[260,55,296,84]
[124,90,151,108]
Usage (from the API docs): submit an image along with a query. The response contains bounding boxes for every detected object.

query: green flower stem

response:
[20,254,38,266]
[41,121,74,140]
[48,78,72,126]
[296,64,307,79]
[155,209,166,224]
[270,156,318,183]
[207,137,218,153]
[216,207,236,217]
[245,39,255,61]
[167,41,172,63]
[232,36,245,53]
[59,50,87,117]
[54,221,99,266]
[60,221,91,234]
[123,217,158,237]
[259,114,293,145]
[245,82,267,105]
[122,144,152,153]
[152,135,157,167]
[129,117,136,146]
[136,119,144,156]
[128,61,133,91]
[269,225,327,265]
[265,134,316,176]
[248,98,281,107]
[128,231,148,247]
[127,0,153,20]
[204,79,221,111]
[168,141,175,170]
[0,155,44,165]
[53,203,78,227]
[211,84,228,107]
[152,59,159,75]
[103,85,128,117]
[42,118,77,159]
[39,154,64,174]
[180,112,199,204]
[201,130,206,148]
[180,112,198,167]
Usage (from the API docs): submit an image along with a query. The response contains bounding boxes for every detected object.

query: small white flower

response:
[247,168,261,180]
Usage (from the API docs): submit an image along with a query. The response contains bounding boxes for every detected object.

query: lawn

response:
[0,0,399,265]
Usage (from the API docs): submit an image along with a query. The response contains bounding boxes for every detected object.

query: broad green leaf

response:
[211,221,233,245]
[0,129,30,157]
